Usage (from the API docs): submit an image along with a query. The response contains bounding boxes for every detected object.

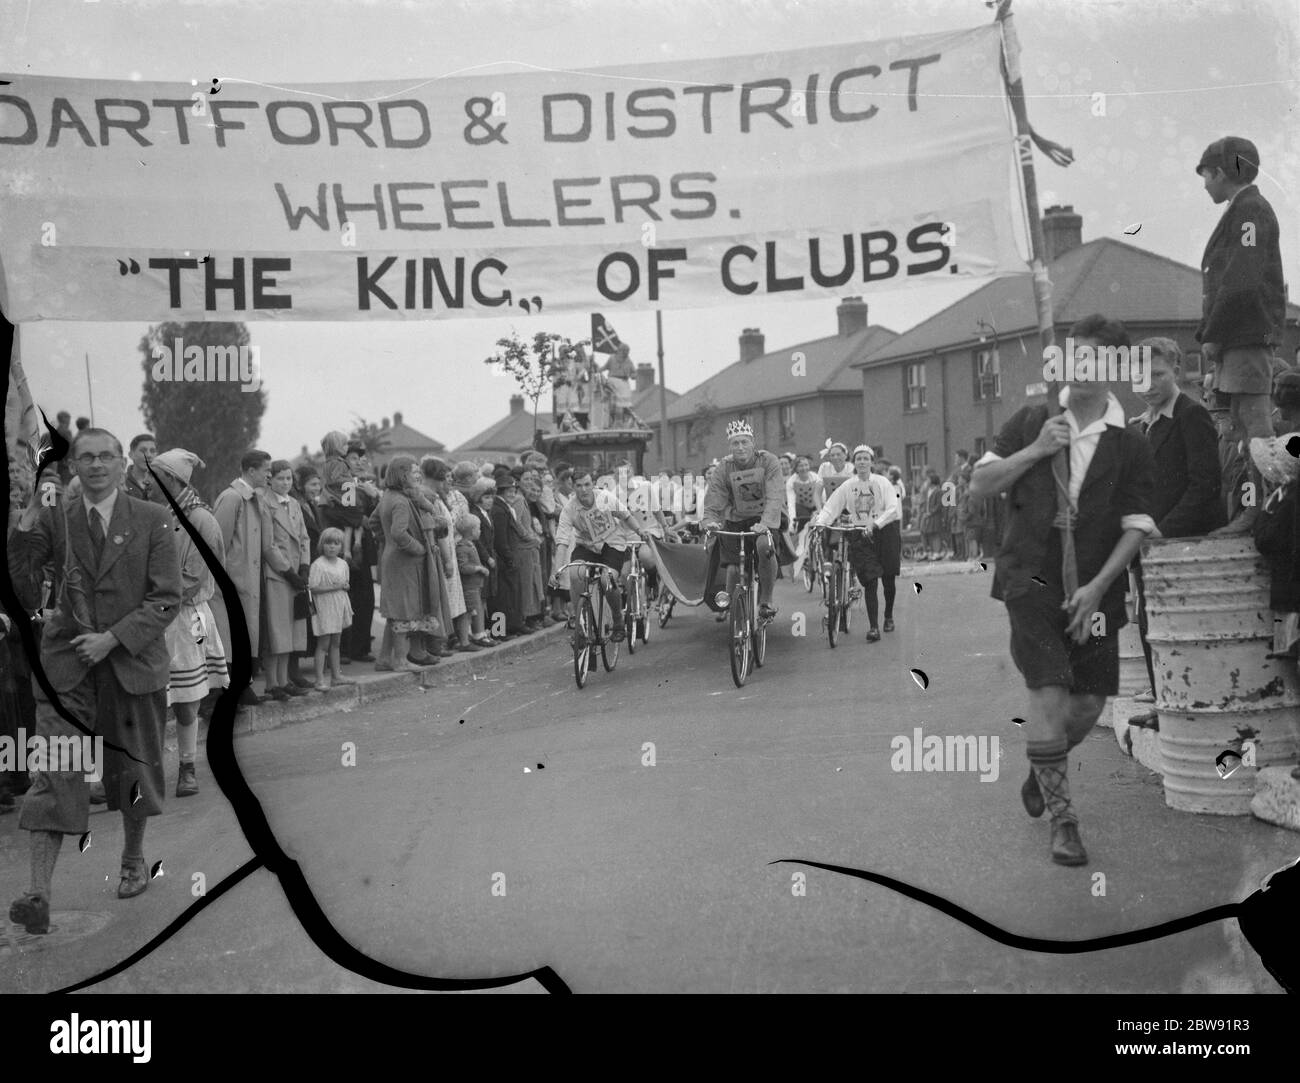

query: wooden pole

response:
[656,309,672,473]
[995,0,1059,405]
[84,351,95,426]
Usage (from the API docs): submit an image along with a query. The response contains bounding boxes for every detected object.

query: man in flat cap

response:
[1195,135,1287,533]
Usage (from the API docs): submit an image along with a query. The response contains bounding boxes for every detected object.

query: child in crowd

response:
[455,514,494,647]
[309,527,356,691]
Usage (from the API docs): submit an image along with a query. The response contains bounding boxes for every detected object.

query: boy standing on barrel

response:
[970,316,1156,866]
[1195,136,1286,534]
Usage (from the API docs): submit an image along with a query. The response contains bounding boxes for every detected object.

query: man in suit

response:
[7,429,182,933]
[970,315,1156,867]
[1127,339,1225,723]
[1196,136,1286,533]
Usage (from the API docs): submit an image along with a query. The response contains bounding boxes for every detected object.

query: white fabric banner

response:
[0,24,1025,322]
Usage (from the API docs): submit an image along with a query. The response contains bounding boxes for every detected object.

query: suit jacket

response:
[7,493,182,694]
[1130,393,1226,537]
[1198,184,1287,350]
[991,404,1155,619]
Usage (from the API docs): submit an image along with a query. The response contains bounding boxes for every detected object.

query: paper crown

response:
[725,419,754,438]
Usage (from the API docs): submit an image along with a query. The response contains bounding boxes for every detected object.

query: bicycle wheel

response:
[840,568,853,634]
[826,563,840,648]
[573,597,594,689]
[624,583,637,655]
[599,584,620,672]
[802,537,816,592]
[657,583,674,628]
[728,586,752,688]
[752,581,768,668]
[638,578,650,644]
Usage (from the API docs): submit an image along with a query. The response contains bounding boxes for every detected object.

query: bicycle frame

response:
[709,528,773,687]
[554,559,621,687]
[813,523,873,648]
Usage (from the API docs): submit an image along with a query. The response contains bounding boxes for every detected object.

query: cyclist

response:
[700,419,791,623]
[818,440,854,499]
[786,454,824,534]
[551,468,648,642]
[814,444,900,641]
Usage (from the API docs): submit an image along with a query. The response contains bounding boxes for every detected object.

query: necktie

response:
[90,507,106,560]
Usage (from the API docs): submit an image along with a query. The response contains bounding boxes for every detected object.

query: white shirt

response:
[975,388,1155,535]
[815,472,899,530]
[83,487,119,533]
[555,489,635,550]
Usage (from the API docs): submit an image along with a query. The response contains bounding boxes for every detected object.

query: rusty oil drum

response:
[1140,535,1300,814]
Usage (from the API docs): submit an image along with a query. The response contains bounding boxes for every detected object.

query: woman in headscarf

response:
[318,430,364,569]
[417,457,463,656]
[151,449,230,798]
[490,469,535,636]
[446,461,487,649]
[373,456,439,672]
[262,460,314,701]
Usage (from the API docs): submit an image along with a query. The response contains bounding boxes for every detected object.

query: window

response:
[779,403,796,441]
[974,348,1001,401]
[973,436,988,459]
[905,443,928,494]
[905,362,926,411]
[873,445,884,462]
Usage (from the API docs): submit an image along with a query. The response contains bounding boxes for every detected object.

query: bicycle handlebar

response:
[554,560,619,576]
[706,527,771,537]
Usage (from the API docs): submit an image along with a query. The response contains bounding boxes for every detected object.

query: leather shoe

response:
[118,863,150,899]
[175,762,199,798]
[1127,709,1159,727]
[9,892,50,934]
[268,686,291,703]
[283,684,310,697]
[883,617,895,632]
[238,687,268,707]
[1050,821,1088,866]
[1021,769,1045,818]
[289,675,315,690]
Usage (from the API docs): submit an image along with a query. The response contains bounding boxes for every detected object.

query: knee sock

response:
[30,830,63,900]
[1027,737,1075,824]
[883,576,897,619]
[121,815,146,865]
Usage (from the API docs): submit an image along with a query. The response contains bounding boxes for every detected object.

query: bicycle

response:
[654,523,696,628]
[708,528,774,688]
[812,523,874,648]
[623,543,650,653]
[554,560,621,689]
[801,523,825,596]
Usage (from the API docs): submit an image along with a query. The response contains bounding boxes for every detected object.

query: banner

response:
[0,25,1025,323]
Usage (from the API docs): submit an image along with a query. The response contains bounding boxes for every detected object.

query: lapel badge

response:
[113,534,125,545]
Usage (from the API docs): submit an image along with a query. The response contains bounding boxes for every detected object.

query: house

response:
[290,410,446,474]
[661,298,899,471]
[453,364,680,468]
[851,206,1300,492]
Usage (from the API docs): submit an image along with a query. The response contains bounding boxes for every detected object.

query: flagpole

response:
[84,351,95,426]
[656,309,672,473]
[995,0,1058,400]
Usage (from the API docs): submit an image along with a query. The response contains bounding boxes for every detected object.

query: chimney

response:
[392,411,403,426]
[836,296,869,337]
[510,394,525,414]
[739,328,766,363]
[635,362,655,392]
[381,417,390,429]
[1042,205,1083,262]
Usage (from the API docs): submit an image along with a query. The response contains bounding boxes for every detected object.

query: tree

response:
[482,330,564,440]
[139,322,266,503]
[349,416,392,459]
[686,388,719,457]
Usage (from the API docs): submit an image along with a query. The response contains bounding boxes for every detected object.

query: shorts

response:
[571,543,630,573]
[1005,586,1120,696]
[1215,345,1274,396]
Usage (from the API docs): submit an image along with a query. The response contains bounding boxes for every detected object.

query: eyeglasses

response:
[75,452,121,466]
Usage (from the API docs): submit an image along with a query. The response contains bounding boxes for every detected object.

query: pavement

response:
[3,568,1297,993]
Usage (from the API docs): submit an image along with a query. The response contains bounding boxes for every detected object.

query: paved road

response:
[3,570,1295,992]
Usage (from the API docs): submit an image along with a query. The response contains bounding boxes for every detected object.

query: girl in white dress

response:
[310,528,356,691]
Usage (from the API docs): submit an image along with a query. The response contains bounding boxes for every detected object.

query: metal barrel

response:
[1140,535,1300,814]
